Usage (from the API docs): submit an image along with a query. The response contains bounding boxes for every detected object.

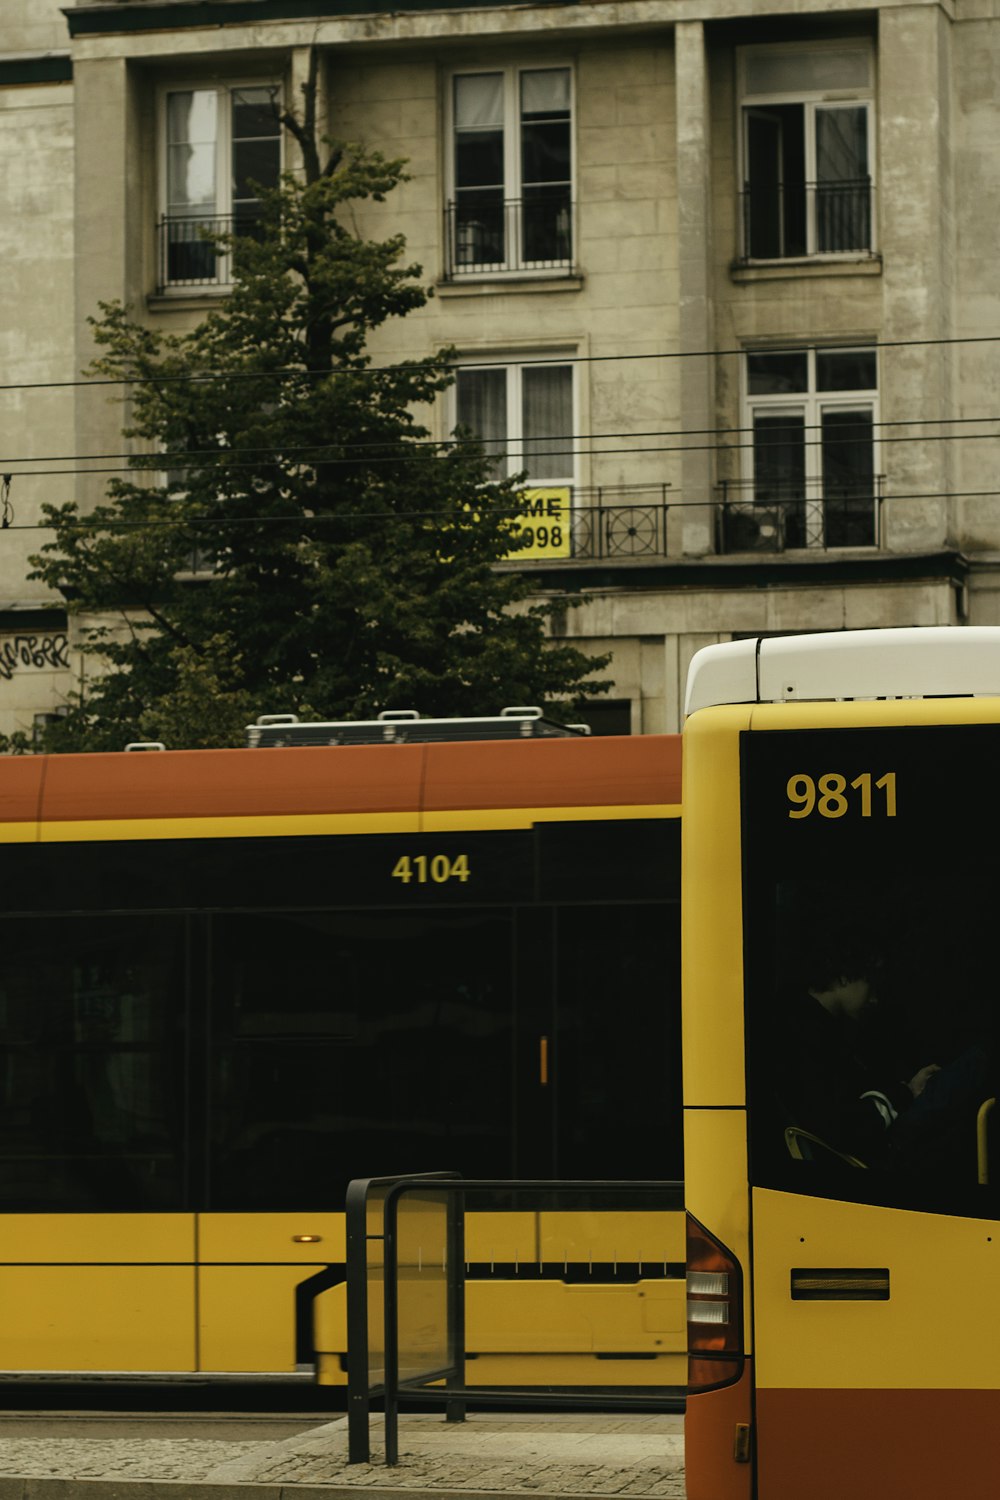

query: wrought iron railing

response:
[716,478,884,553]
[157,213,262,292]
[500,488,673,563]
[739,178,874,261]
[571,490,672,559]
[444,195,575,278]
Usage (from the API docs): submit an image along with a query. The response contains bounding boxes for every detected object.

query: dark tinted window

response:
[0,819,680,1212]
[554,903,682,1181]
[0,915,187,1210]
[743,725,1000,1219]
[208,909,515,1208]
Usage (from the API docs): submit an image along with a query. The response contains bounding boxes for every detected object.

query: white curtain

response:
[457,368,508,477]
[454,73,503,130]
[166,90,217,216]
[522,366,572,481]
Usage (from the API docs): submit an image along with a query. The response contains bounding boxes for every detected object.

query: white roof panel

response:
[684,627,1000,715]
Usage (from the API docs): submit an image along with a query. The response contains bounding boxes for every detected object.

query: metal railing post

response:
[383,1190,400,1466]
[445,1184,466,1424]
[346,1176,376,1464]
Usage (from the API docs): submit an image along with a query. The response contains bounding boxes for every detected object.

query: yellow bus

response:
[682,627,1000,1500]
[0,717,685,1388]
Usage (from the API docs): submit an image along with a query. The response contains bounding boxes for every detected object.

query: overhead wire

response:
[4,487,1000,536]
[0,421,998,480]
[0,329,998,394]
[1,411,999,472]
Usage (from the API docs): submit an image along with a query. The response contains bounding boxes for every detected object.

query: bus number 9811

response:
[786,772,897,820]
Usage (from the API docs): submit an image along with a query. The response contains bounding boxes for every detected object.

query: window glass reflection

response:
[743,725,1000,1219]
[209,910,515,1208]
[0,916,186,1210]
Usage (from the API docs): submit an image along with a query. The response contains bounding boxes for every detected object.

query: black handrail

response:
[346,1173,685,1466]
[346,1170,461,1463]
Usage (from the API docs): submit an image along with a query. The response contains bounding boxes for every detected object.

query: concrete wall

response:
[326,34,679,503]
[0,0,79,737]
[4,0,68,54]
[952,4,1000,561]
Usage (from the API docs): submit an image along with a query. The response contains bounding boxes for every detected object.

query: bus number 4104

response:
[392,853,472,884]
[786,771,897,819]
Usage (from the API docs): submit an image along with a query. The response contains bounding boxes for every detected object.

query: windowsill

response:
[731,254,882,284]
[437,273,584,297]
[148,289,230,313]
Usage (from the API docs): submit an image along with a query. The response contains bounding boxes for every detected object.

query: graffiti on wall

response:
[0,635,70,683]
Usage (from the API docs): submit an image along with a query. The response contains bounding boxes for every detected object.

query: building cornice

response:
[62,0,955,42]
[510,549,970,594]
[63,0,570,39]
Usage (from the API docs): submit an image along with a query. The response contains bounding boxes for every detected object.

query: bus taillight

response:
[686,1212,744,1393]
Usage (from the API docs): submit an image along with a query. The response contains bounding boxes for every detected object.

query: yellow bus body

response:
[684,683,1000,1499]
[0,732,685,1387]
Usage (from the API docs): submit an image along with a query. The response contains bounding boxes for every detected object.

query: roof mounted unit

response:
[685,627,1000,715]
[245,706,591,748]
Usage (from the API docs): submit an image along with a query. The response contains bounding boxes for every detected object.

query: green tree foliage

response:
[30,87,609,751]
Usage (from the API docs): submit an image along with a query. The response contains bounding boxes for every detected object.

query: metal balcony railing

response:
[499,488,673,563]
[157,213,262,292]
[444,195,575,278]
[570,489,672,560]
[716,479,884,553]
[739,178,874,261]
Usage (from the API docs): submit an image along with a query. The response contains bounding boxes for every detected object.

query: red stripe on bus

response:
[755,1387,1000,1500]
[683,1364,753,1500]
[423,735,682,811]
[37,743,427,823]
[0,757,45,823]
[22,734,682,826]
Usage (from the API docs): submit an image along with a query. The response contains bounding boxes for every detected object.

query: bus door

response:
[742,715,1000,1500]
[201,898,522,1374]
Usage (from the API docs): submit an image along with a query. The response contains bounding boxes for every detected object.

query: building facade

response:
[1,0,998,737]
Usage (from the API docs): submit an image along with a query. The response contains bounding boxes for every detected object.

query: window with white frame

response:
[447,67,573,276]
[739,44,874,260]
[454,360,575,485]
[160,84,282,290]
[743,346,878,549]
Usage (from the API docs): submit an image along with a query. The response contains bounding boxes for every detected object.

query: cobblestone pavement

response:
[0,1438,257,1482]
[0,1414,686,1497]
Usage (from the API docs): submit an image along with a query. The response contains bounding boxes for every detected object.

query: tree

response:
[30,76,609,751]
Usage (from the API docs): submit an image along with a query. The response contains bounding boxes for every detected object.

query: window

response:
[160,84,281,290]
[0,915,186,1211]
[454,360,575,485]
[742,723,1000,1222]
[739,45,874,260]
[741,345,878,549]
[446,67,573,276]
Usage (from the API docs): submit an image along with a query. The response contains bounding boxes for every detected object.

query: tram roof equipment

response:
[245,706,591,748]
[685,626,1000,716]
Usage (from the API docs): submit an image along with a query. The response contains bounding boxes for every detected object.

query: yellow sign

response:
[503,487,572,560]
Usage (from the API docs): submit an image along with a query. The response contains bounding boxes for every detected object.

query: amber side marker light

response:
[292,1235,323,1244]
[686,1212,745,1395]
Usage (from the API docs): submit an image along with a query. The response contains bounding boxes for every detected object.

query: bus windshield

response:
[742,722,1000,1219]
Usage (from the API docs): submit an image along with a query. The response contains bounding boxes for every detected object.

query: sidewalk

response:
[0,1411,686,1500]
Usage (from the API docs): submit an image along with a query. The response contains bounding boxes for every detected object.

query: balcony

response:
[570,490,671,559]
[500,488,672,564]
[444,196,575,280]
[716,480,884,553]
[739,178,874,262]
[157,213,263,293]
